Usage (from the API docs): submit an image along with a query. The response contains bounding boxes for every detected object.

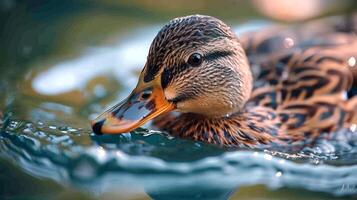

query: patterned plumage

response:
[155,40,357,148]
[92,14,357,149]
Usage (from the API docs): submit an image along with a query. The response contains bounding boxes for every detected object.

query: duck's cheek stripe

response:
[168,93,195,104]
[161,68,173,89]
[161,62,189,89]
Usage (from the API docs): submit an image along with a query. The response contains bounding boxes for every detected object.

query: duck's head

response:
[91,15,252,134]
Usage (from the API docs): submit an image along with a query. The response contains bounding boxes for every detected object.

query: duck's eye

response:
[187,53,203,67]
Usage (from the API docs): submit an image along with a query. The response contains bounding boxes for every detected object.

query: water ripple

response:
[1,118,357,197]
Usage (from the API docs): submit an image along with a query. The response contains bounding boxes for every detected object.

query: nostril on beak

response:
[140,90,152,100]
[92,119,105,135]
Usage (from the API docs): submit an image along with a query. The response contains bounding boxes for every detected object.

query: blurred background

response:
[1,0,356,75]
[1,1,357,200]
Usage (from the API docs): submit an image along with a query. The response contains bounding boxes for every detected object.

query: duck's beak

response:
[91,77,175,135]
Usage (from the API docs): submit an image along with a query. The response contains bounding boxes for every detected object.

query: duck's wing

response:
[248,37,357,141]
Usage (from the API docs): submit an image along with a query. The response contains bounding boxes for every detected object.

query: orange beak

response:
[91,76,175,134]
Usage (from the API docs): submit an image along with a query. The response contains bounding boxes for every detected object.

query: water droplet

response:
[37,121,45,128]
[348,57,356,67]
[264,154,273,160]
[67,127,78,132]
[22,123,35,134]
[284,37,294,48]
[341,91,348,100]
[34,131,47,138]
[275,171,282,177]
[23,128,33,134]
[7,121,20,131]
[48,135,70,144]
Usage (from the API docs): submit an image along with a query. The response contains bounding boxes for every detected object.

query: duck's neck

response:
[153,106,280,148]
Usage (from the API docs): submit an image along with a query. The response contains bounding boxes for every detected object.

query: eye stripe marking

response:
[204,50,233,61]
[161,50,233,89]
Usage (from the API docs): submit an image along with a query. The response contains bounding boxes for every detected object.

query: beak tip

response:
[92,119,105,135]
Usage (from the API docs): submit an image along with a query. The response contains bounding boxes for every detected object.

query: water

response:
[1,1,357,200]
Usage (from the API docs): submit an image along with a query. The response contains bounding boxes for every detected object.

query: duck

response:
[91,14,357,149]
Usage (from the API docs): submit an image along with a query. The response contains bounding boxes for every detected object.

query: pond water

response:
[1,1,357,200]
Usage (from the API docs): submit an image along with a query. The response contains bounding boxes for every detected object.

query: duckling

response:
[91,15,357,149]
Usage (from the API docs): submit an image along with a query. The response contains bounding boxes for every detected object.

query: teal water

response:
[1,1,357,200]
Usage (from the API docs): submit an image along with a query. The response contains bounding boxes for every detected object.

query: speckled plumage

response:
[151,15,357,148]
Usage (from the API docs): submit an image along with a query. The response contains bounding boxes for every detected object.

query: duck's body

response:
[92,15,357,149]
[155,42,357,148]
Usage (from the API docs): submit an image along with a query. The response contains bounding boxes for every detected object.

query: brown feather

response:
[148,15,357,149]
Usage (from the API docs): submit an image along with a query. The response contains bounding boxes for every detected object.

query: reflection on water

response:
[31,26,158,97]
[1,1,357,199]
